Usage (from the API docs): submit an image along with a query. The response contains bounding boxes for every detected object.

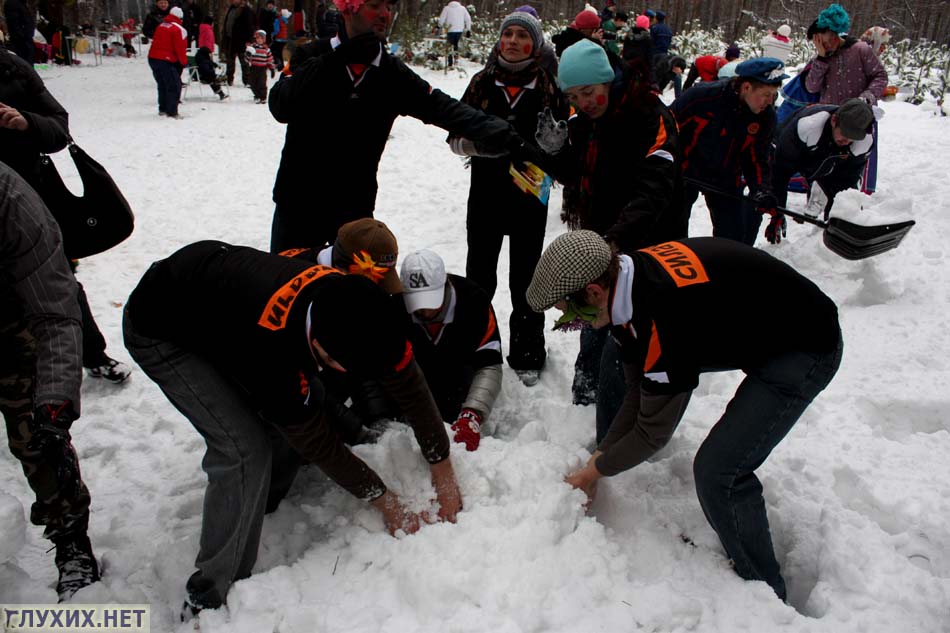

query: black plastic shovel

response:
[684,178,916,260]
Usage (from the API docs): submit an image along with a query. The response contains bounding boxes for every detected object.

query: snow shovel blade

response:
[822,218,916,260]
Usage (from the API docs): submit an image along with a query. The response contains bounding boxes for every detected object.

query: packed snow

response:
[1,51,948,633]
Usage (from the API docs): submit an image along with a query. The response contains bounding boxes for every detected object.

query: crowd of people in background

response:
[1,0,896,622]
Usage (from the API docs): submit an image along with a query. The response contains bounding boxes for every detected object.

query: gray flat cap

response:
[527,230,612,312]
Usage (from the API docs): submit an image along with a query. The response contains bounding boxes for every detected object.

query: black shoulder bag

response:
[38,140,135,259]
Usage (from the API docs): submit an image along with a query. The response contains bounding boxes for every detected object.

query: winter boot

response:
[54,532,100,601]
[86,357,131,384]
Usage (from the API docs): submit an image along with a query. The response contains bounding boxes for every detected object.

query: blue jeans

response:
[123,311,300,608]
[692,333,843,600]
[573,328,625,443]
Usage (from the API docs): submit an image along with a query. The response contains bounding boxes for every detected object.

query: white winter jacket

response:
[761,33,793,64]
[438,1,471,33]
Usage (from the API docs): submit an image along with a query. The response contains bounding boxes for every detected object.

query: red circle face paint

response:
[595,94,607,105]
[523,45,532,54]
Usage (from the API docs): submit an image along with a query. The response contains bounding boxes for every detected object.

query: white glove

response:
[805,182,829,218]
[535,107,569,154]
[245,45,255,56]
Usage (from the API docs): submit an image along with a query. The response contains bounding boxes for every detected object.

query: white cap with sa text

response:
[400,249,447,313]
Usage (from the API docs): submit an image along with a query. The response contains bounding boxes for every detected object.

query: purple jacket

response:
[805,38,888,105]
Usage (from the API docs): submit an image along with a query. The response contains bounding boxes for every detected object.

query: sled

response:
[684,178,916,260]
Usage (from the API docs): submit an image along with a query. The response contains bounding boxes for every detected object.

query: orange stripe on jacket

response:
[643,321,662,372]
[258,266,340,331]
[639,241,710,288]
[646,119,668,157]
[478,307,498,348]
[395,340,414,372]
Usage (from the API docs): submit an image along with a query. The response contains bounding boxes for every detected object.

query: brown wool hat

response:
[332,218,401,294]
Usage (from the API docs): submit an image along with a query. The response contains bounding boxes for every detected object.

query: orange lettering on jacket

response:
[640,241,710,287]
[258,266,340,331]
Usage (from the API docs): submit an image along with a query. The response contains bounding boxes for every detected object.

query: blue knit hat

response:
[817,3,851,36]
[499,11,544,53]
[558,39,614,90]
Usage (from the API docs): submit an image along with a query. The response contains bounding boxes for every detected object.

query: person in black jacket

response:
[124,241,463,616]
[671,57,787,246]
[540,39,681,426]
[0,47,131,383]
[772,98,874,220]
[257,0,277,43]
[0,162,99,601]
[181,0,204,49]
[447,10,569,387]
[3,0,35,63]
[142,0,170,39]
[399,249,503,451]
[527,230,842,602]
[220,0,256,86]
[267,0,540,254]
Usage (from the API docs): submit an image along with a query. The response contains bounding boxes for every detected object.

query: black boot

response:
[54,532,100,601]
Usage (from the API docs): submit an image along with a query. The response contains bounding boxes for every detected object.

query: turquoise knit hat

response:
[817,3,851,36]
[558,39,614,90]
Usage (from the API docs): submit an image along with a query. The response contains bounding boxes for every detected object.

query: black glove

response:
[465,30,471,38]
[506,134,546,169]
[28,402,82,487]
[764,213,787,244]
[535,107,569,154]
[750,188,778,215]
[270,68,276,78]
[336,32,382,66]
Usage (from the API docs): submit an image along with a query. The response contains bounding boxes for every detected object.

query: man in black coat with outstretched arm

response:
[268,0,540,253]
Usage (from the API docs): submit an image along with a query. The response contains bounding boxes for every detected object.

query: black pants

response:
[248,66,268,101]
[270,202,370,253]
[224,46,250,85]
[76,282,108,368]
[466,213,546,371]
[683,185,762,246]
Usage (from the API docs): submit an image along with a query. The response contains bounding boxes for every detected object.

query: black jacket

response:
[221,4,256,54]
[2,0,34,60]
[612,237,840,395]
[269,37,519,244]
[454,59,569,228]
[557,64,683,250]
[772,104,871,207]
[125,240,451,499]
[671,79,775,194]
[0,49,70,188]
[142,5,169,38]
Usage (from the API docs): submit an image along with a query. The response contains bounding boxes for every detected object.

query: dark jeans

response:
[76,282,108,368]
[572,327,624,443]
[248,66,268,101]
[466,217,546,371]
[446,31,462,66]
[693,333,843,600]
[148,57,182,116]
[123,311,300,608]
[224,46,250,85]
[683,185,762,246]
[0,318,91,541]
[270,203,369,253]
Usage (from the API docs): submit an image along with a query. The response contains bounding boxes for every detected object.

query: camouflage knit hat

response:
[527,230,612,312]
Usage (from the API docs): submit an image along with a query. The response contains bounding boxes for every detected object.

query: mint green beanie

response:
[557,39,615,90]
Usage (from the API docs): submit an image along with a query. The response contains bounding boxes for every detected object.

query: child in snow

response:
[245,29,276,103]
[195,46,228,100]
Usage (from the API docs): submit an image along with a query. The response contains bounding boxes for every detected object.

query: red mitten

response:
[451,408,482,451]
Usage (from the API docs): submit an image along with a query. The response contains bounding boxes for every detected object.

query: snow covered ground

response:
[1,51,948,633]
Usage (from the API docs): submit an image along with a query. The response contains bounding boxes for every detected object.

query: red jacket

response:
[148,14,188,66]
[694,55,727,82]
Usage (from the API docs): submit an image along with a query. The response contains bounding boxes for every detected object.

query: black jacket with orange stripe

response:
[595,237,840,476]
[407,274,503,419]
[670,79,776,194]
[558,64,684,251]
[125,240,450,499]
